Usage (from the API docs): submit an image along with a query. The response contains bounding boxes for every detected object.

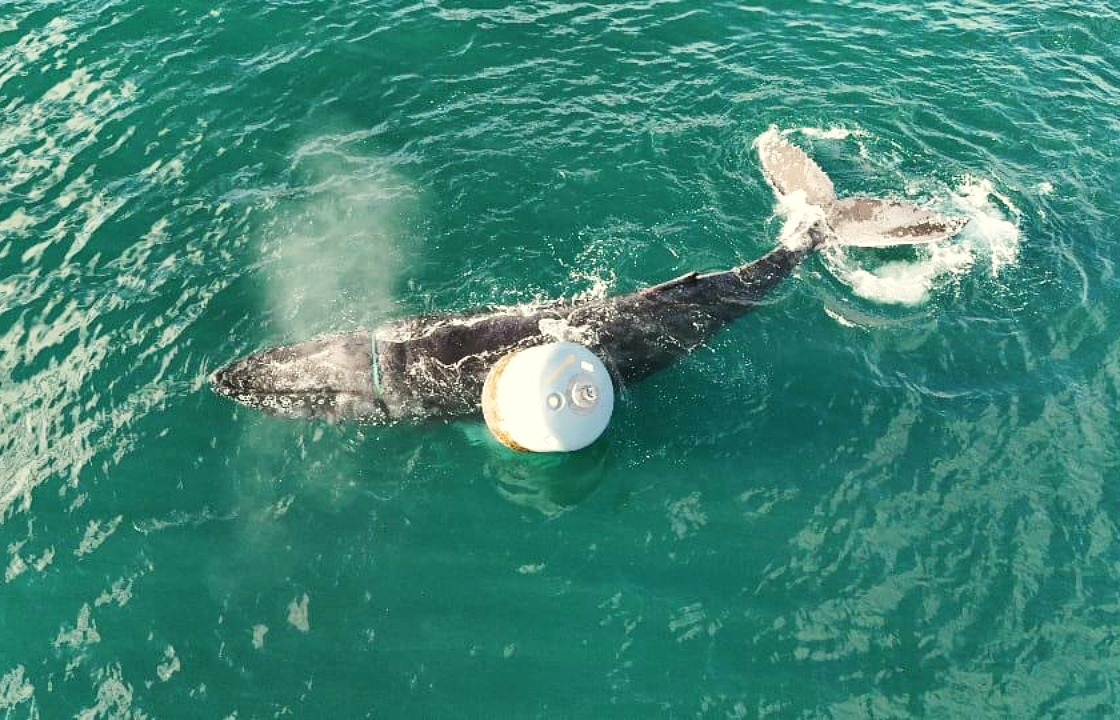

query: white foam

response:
[3,552,27,584]
[287,594,311,633]
[824,306,859,328]
[156,646,181,682]
[798,126,866,141]
[667,492,707,539]
[775,190,828,250]
[952,175,1022,277]
[75,516,123,557]
[0,46,143,278]
[95,578,134,608]
[0,666,35,712]
[828,242,975,306]
[54,604,101,649]
[0,297,118,521]
[78,665,138,719]
[4,542,55,584]
[252,624,269,649]
[0,18,74,92]
[0,208,35,234]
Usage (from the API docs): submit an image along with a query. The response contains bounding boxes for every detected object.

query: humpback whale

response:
[212,129,968,424]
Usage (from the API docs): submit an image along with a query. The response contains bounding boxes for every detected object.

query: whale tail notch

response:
[755,128,968,248]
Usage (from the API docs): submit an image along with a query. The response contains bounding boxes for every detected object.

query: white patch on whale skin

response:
[538,317,589,344]
[376,302,552,344]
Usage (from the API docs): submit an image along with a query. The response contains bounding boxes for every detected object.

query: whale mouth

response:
[211,331,387,423]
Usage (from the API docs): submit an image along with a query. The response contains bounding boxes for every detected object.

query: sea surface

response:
[2,1,1119,717]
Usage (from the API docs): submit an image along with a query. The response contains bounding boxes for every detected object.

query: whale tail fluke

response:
[756,128,968,248]
[825,197,969,247]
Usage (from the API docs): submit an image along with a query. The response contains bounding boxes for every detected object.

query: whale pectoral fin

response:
[826,197,969,247]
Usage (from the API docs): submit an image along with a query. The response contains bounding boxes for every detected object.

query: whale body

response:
[212,130,968,423]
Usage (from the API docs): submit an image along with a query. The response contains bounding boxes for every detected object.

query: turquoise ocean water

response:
[2,1,1119,716]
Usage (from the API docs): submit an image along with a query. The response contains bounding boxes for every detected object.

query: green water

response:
[2,1,1119,717]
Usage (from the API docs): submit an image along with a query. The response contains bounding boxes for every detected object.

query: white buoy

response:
[482,342,614,453]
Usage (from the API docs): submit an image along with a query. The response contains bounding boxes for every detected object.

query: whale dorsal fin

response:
[827,197,969,247]
[756,129,837,207]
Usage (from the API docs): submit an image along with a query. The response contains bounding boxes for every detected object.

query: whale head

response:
[211,331,387,423]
